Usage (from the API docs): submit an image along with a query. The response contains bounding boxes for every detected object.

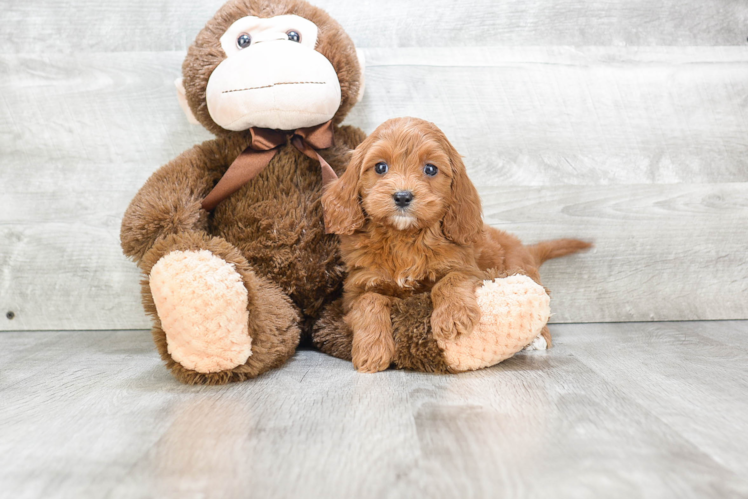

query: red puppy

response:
[323,117,590,372]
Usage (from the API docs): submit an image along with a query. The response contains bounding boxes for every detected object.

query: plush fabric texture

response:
[183,0,363,136]
[138,232,301,384]
[437,275,551,372]
[206,37,342,131]
[311,299,352,361]
[150,250,252,373]
[390,294,452,373]
[218,14,320,55]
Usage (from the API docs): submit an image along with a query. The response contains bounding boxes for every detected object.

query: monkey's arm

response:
[120,137,234,263]
[336,125,367,150]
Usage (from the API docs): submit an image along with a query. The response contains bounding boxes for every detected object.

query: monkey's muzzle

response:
[206,41,342,131]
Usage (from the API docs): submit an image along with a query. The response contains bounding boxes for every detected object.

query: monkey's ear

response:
[175,77,200,125]
[322,149,366,235]
[442,145,484,245]
[355,49,366,103]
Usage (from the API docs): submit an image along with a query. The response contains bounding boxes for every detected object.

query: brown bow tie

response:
[201,120,338,211]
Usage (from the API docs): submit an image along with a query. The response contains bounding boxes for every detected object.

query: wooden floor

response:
[1,321,747,498]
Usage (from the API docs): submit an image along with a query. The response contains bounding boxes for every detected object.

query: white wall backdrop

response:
[1,0,747,330]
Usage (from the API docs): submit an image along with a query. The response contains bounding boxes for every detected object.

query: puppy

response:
[323,117,590,373]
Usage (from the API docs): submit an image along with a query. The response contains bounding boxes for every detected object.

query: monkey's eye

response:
[424,164,438,177]
[374,162,389,175]
[287,30,301,42]
[237,33,252,49]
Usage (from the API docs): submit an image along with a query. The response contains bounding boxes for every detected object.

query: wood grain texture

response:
[5,48,748,189]
[1,323,748,497]
[3,0,748,53]
[0,52,210,332]
[482,183,748,323]
[563,321,748,476]
[2,48,748,330]
[352,47,748,186]
[682,320,748,351]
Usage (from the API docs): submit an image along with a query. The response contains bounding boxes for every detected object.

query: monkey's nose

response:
[393,191,414,208]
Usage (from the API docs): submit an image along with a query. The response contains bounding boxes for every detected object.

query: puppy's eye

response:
[424,164,438,177]
[374,162,389,175]
[287,30,301,42]
[237,33,252,48]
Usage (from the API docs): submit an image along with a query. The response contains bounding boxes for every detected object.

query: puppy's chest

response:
[344,238,461,296]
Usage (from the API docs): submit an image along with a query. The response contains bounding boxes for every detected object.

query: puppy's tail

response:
[527,239,592,267]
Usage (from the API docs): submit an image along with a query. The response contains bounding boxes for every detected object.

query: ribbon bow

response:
[201,120,338,211]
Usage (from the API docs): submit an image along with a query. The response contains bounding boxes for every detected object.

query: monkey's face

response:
[180,0,363,136]
[205,15,341,131]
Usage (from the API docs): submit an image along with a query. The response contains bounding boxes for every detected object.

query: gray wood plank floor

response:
[1,321,747,498]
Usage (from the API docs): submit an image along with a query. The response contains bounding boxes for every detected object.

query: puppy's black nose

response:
[393,191,414,208]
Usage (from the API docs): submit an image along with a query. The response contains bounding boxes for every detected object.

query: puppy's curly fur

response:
[322,117,591,373]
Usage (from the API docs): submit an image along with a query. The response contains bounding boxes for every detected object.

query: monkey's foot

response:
[149,250,251,373]
[437,275,550,372]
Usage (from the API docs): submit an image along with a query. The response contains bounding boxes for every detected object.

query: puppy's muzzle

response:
[393,191,414,208]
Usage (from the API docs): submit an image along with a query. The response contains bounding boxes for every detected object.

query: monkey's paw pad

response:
[149,250,251,373]
[437,275,550,372]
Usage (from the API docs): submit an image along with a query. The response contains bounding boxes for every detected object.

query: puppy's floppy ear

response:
[322,147,366,235]
[442,142,483,245]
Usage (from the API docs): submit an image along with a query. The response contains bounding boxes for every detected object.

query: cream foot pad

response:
[437,275,551,372]
[149,250,251,373]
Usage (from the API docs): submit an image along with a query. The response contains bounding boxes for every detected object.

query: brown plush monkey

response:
[122,0,560,384]
[121,0,368,384]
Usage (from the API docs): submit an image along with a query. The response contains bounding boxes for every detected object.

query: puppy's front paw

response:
[431,300,481,341]
[352,332,395,373]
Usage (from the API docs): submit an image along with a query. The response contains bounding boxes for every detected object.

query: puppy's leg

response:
[345,292,395,373]
[431,271,482,341]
